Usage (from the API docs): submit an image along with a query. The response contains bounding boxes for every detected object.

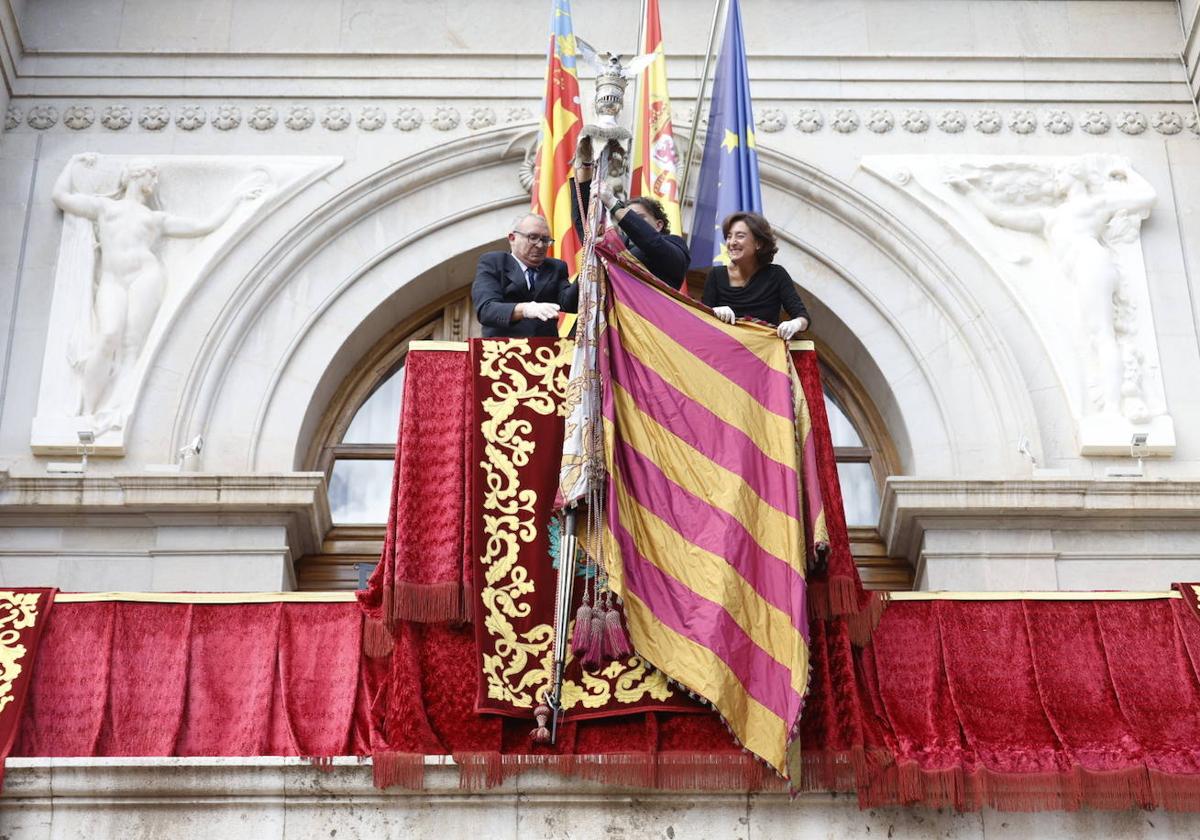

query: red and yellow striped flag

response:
[630,0,683,241]
[531,0,583,271]
[595,232,811,776]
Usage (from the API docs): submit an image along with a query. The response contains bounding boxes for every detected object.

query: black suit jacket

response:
[471,251,578,338]
[570,179,691,288]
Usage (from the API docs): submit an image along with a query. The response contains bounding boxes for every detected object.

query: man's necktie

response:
[525,267,537,292]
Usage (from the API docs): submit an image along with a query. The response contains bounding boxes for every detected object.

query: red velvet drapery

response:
[14,595,1200,810]
[15,601,374,760]
[357,347,473,633]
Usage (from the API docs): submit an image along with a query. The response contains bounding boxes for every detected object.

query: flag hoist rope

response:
[545,147,612,744]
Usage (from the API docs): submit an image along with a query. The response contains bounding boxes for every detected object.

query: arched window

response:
[300,300,908,589]
[822,370,890,528]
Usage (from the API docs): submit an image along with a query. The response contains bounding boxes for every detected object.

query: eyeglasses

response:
[512,231,555,246]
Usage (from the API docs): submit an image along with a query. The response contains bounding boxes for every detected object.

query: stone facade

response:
[6,758,1200,839]
[2,0,1200,832]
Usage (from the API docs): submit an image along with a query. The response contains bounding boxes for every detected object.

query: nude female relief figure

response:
[51,154,264,423]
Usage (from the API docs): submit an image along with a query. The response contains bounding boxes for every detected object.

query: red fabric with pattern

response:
[14,596,1200,810]
[791,349,884,641]
[358,348,472,632]
[15,602,369,762]
[855,598,1200,811]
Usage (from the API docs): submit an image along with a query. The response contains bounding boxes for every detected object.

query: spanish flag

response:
[630,0,683,245]
[596,231,811,776]
[531,0,583,271]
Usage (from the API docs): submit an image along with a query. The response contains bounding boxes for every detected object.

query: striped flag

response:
[688,0,762,269]
[531,0,584,271]
[630,0,683,241]
[596,232,810,776]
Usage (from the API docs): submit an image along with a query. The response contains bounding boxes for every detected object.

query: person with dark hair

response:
[571,156,690,288]
[701,211,810,340]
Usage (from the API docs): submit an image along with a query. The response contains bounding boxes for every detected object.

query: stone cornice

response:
[0,50,1191,103]
[880,477,1200,560]
[0,471,332,556]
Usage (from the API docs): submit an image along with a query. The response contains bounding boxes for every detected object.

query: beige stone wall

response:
[6,757,1200,840]
[0,1,1198,589]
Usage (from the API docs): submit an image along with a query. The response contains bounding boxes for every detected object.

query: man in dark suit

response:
[471,213,578,338]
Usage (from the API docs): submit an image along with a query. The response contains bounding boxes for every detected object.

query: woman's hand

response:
[712,306,736,324]
[776,317,809,340]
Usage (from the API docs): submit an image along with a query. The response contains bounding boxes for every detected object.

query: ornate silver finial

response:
[575,38,656,136]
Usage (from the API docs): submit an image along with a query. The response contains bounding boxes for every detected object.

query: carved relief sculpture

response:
[863,154,1174,456]
[50,155,265,432]
[32,154,343,455]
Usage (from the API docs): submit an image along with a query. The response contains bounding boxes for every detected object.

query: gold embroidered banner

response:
[470,338,697,719]
[0,588,54,786]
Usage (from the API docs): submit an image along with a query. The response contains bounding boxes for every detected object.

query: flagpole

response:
[679,0,724,233]
[627,0,648,153]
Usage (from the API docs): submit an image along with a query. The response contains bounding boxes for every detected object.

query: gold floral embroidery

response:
[476,340,672,710]
[0,592,40,715]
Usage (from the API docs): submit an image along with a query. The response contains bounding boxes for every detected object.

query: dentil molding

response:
[3,102,1198,138]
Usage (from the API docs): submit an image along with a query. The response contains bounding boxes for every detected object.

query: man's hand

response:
[574,138,595,182]
[712,306,736,324]
[598,181,618,209]
[777,317,809,340]
[519,301,561,322]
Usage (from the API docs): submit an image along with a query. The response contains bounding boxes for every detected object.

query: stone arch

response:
[758,148,1053,475]
[144,129,1054,478]
[157,125,540,472]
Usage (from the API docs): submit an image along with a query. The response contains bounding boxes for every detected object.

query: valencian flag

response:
[630,0,683,249]
[687,0,762,269]
[531,0,584,271]
[595,231,810,776]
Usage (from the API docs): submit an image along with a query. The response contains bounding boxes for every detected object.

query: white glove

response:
[522,301,561,321]
[777,317,808,340]
[598,181,618,209]
[712,306,736,324]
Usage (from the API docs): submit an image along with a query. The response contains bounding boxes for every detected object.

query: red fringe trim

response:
[390,581,467,624]
[361,618,395,658]
[452,751,785,792]
[1152,770,1200,812]
[851,760,1200,813]
[793,746,893,796]
[847,592,887,646]
[807,583,888,646]
[409,750,1200,812]
[372,751,426,790]
[827,574,860,616]
[305,755,336,774]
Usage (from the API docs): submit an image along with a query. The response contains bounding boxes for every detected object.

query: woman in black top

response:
[701,211,810,340]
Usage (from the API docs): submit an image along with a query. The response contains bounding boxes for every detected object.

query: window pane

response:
[343,364,405,443]
[837,462,881,527]
[823,388,864,447]
[328,459,394,524]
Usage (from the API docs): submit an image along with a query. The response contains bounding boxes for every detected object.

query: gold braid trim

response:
[476,340,671,710]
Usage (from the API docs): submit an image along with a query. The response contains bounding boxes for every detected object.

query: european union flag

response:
[688,0,762,269]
